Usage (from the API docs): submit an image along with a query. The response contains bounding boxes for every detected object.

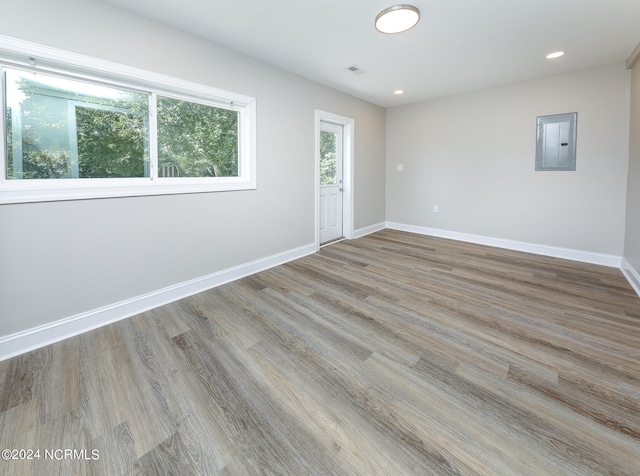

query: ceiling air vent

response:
[347,64,367,75]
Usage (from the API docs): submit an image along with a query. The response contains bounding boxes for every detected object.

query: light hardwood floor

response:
[1,229,640,475]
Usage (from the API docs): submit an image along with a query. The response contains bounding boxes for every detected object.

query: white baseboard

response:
[0,243,316,362]
[385,222,623,268]
[621,258,640,298]
[354,221,386,239]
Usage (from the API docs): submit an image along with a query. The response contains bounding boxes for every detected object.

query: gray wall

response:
[386,64,631,255]
[625,56,640,271]
[0,0,386,336]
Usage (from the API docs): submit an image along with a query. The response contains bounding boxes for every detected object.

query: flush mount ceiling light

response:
[375,5,420,34]
[394,89,405,95]
[546,51,566,59]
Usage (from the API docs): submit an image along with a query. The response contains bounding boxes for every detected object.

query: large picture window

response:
[0,38,256,203]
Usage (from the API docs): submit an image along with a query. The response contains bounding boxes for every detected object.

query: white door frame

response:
[315,110,354,250]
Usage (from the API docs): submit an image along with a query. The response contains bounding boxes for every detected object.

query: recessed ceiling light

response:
[546,51,566,59]
[375,5,420,34]
[394,89,405,95]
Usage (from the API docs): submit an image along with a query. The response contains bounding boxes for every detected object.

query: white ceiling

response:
[98,0,640,107]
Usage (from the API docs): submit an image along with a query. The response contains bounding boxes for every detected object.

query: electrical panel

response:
[535,112,577,171]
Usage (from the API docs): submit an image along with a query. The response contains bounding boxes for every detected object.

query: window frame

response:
[0,35,257,204]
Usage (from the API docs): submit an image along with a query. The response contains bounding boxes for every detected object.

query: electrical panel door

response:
[536,112,577,171]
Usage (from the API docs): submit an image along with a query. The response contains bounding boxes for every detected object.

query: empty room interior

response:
[1,0,640,474]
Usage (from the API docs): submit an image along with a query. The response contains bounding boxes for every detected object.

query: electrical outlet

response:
[433,205,439,213]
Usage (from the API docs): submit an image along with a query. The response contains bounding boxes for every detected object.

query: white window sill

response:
[0,179,257,204]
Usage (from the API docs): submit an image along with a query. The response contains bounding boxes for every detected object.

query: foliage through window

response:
[319,130,337,186]
[76,106,148,179]
[5,69,149,180]
[157,96,238,178]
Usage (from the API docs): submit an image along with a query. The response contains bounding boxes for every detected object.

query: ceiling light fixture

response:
[394,89,404,95]
[546,51,566,59]
[375,5,420,34]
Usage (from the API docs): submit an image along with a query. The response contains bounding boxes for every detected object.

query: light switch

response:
[396,164,404,171]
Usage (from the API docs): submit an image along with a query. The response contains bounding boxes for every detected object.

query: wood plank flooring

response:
[1,229,640,475]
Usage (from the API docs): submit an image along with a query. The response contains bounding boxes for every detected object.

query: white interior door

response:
[319,121,343,244]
